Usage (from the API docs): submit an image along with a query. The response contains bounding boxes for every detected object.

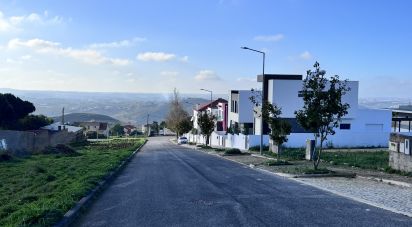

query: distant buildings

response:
[74,121,109,137]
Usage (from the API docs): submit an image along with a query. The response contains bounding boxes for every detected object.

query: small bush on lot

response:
[40,144,81,156]
[263,148,305,161]
[304,168,332,174]
[196,145,212,149]
[224,148,242,155]
[0,152,12,162]
[265,160,292,166]
[249,145,269,151]
[214,148,225,152]
[188,142,196,145]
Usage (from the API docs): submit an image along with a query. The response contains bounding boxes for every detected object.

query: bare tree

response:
[166,88,192,138]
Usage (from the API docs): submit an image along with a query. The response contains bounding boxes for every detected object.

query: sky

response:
[0,0,411,98]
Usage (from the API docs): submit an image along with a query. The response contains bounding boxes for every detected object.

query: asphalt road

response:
[74,137,412,227]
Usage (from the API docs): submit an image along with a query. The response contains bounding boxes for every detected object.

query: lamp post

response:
[241,46,265,155]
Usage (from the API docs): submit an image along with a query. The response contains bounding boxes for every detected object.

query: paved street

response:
[74,137,412,226]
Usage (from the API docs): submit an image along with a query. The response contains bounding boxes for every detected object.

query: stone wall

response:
[389,150,412,172]
[0,129,84,156]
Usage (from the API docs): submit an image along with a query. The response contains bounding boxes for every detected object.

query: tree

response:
[295,62,350,170]
[175,117,192,137]
[0,93,35,129]
[197,111,215,146]
[17,114,53,131]
[151,121,159,134]
[111,124,124,136]
[250,90,291,157]
[166,88,191,137]
[159,121,167,129]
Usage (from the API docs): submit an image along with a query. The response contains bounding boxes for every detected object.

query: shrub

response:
[265,160,292,166]
[41,144,80,156]
[249,145,269,151]
[214,148,225,152]
[304,168,332,174]
[0,152,12,162]
[224,148,242,155]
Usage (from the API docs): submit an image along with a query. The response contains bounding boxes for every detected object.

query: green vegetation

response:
[196,144,212,149]
[0,138,145,226]
[224,148,242,155]
[303,168,332,174]
[261,148,306,161]
[265,160,292,166]
[321,150,389,170]
[214,148,226,152]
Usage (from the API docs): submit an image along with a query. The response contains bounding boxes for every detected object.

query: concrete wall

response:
[389,151,412,172]
[228,90,254,125]
[185,132,270,150]
[0,129,83,156]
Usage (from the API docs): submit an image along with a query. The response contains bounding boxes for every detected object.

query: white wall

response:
[228,90,254,125]
[284,108,391,148]
[268,80,359,118]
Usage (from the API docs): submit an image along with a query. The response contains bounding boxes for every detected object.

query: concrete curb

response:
[357,176,412,188]
[54,140,148,227]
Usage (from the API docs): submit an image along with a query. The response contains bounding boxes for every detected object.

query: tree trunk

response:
[206,135,209,146]
[312,134,318,169]
[314,137,324,170]
[277,143,282,160]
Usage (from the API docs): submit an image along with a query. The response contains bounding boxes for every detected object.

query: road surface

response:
[74,137,412,226]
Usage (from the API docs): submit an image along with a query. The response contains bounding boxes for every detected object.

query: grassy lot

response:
[321,150,389,170]
[0,138,145,227]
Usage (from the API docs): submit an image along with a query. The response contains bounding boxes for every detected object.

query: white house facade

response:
[228,90,255,135]
[256,74,391,148]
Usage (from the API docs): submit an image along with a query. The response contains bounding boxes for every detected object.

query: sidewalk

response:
[180,143,412,218]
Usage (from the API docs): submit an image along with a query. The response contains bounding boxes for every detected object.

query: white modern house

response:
[255,74,392,148]
[228,90,255,135]
[191,98,228,133]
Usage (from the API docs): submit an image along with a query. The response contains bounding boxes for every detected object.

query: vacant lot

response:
[0,138,145,226]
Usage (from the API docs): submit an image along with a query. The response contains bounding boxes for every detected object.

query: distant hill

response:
[52,113,120,124]
[0,88,219,126]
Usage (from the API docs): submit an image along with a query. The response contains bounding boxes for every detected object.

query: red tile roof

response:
[197,98,228,111]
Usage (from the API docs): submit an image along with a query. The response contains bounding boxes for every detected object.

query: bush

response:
[224,148,242,155]
[41,144,80,156]
[304,168,332,174]
[249,145,269,151]
[214,148,225,152]
[265,160,292,166]
[196,144,212,149]
[188,142,196,145]
[0,152,12,162]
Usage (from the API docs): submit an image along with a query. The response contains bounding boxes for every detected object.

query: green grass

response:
[321,150,389,170]
[262,148,306,161]
[0,138,145,227]
[265,160,292,166]
[224,148,243,155]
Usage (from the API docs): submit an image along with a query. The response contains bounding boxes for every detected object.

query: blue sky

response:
[0,0,411,98]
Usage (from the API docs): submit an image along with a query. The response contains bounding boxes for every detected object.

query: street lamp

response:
[200,88,213,109]
[241,46,265,155]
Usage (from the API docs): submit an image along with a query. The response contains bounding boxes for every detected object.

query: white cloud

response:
[0,11,63,32]
[7,38,131,66]
[195,70,221,81]
[299,51,312,60]
[161,71,179,76]
[20,55,32,60]
[254,34,284,42]
[137,52,176,62]
[89,37,146,49]
[236,77,256,82]
[180,56,189,62]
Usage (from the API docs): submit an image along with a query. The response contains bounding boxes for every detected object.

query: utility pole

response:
[146,114,150,136]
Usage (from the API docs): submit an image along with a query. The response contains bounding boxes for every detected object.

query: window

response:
[340,123,351,130]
